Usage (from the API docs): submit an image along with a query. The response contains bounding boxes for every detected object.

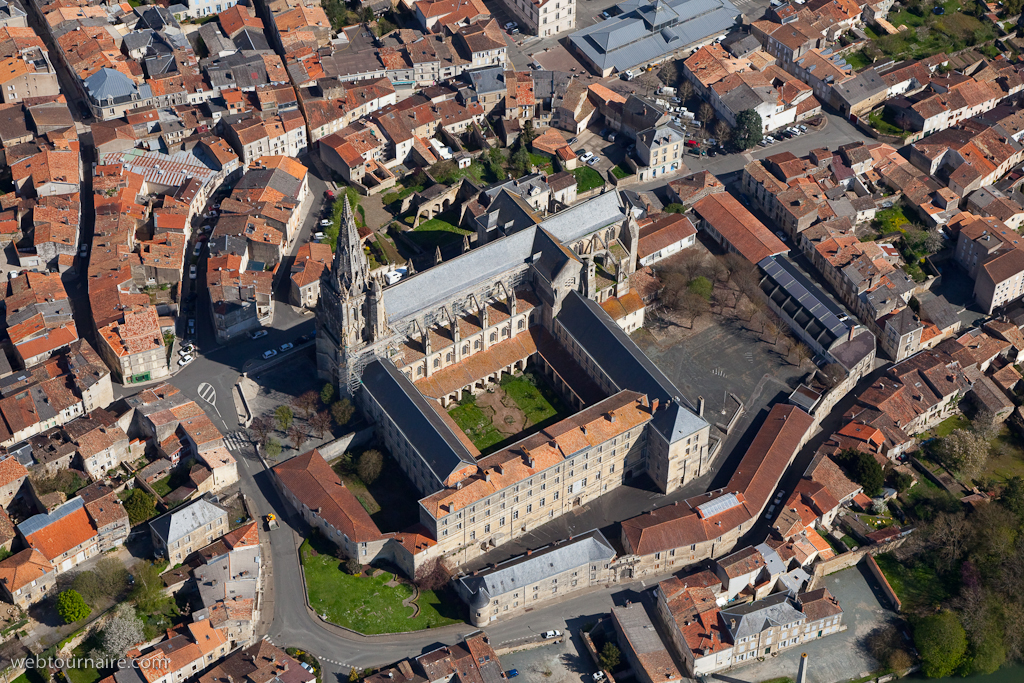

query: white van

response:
[622,70,636,81]
[658,86,676,96]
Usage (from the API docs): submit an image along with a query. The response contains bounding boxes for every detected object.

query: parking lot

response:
[498,635,600,683]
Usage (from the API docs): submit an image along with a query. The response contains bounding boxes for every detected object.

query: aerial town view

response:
[2,0,1024,682]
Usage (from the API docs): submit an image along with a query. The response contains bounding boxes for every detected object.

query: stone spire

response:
[332,195,368,296]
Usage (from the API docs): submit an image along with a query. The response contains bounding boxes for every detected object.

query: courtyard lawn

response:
[916,413,970,440]
[408,217,472,250]
[529,153,554,174]
[573,167,604,192]
[300,540,463,634]
[873,205,911,234]
[611,165,633,180]
[500,373,565,426]
[980,425,1024,482]
[448,399,506,451]
[868,110,909,139]
[151,475,172,497]
[844,50,873,71]
[874,552,954,613]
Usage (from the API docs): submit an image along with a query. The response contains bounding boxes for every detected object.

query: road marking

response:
[223,430,251,452]
[197,382,222,418]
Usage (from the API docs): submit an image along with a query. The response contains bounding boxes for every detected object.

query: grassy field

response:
[868,109,910,138]
[408,217,473,249]
[573,166,604,192]
[500,373,564,426]
[980,425,1024,482]
[873,1,992,60]
[151,475,172,497]
[611,165,633,179]
[874,552,954,612]
[529,153,554,174]
[449,398,506,451]
[300,540,463,633]
[844,49,873,70]
[917,413,971,440]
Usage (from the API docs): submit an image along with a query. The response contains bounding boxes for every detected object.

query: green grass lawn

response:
[151,475,172,497]
[611,165,633,179]
[868,110,910,139]
[917,413,970,440]
[873,205,911,234]
[874,552,954,612]
[844,49,873,71]
[573,167,604,192]
[529,153,554,174]
[408,217,472,250]
[841,534,859,549]
[873,2,989,60]
[448,399,506,451]
[301,540,462,633]
[500,373,564,426]
[980,425,1024,482]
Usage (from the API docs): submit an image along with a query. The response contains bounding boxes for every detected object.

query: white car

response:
[189,265,197,279]
[578,151,592,162]
[313,232,325,241]
[504,21,517,29]
[279,342,294,352]
[319,219,332,227]
[177,354,193,367]
[193,243,202,257]
[262,349,278,360]
[250,330,268,339]
[542,630,561,639]
[587,156,599,166]
[593,673,606,682]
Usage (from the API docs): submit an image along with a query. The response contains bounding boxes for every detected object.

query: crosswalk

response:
[223,430,251,452]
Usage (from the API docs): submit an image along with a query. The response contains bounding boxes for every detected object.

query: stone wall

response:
[866,554,901,612]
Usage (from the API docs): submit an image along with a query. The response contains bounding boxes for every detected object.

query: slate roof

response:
[149,497,227,546]
[457,530,614,608]
[720,592,805,639]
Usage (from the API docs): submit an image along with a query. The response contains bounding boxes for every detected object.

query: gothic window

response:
[462,345,469,354]
[490,333,497,342]
[475,339,481,349]
[503,328,509,337]
[446,352,452,362]
[518,319,525,330]
[434,359,440,368]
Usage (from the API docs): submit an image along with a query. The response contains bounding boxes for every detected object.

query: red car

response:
[325,190,336,199]
[685,139,698,146]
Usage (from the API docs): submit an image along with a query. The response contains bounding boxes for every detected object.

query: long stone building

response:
[316,192,711,569]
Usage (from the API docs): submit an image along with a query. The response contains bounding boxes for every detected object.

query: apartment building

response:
[455,530,618,625]
[224,111,307,164]
[635,123,685,181]
[18,498,99,574]
[953,212,1024,313]
[501,0,575,37]
[150,498,229,564]
[0,47,59,104]
[96,305,170,386]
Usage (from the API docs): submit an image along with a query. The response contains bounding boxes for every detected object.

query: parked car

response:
[325,190,335,199]
[189,264,197,279]
[188,318,195,334]
[601,10,611,18]
[542,630,561,639]
[685,139,698,146]
[178,354,193,367]
[587,156,599,166]
[933,5,944,13]
[593,673,606,682]
[319,219,332,227]
[296,334,312,344]
[193,243,203,256]
[279,342,294,352]
[262,349,278,360]
[505,671,518,679]
[250,330,268,339]
[313,232,325,241]
[80,244,88,257]
[567,136,578,145]
[504,21,517,29]
[775,231,786,240]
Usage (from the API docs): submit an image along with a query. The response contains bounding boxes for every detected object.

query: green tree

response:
[265,438,282,458]
[357,449,384,484]
[663,203,684,213]
[486,147,507,180]
[124,488,156,525]
[915,611,968,678]
[348,668,359,682]
[890,469,914,493]
[839,449,885,497]
[57,589,90,624]
[598,642,621,671]
[521,120,537,147]
[732,109,764,150]
[321,383,335,405]
[332,398,355,426]
[275,405,294,431]
[131,563,174,615]
[687,276,713,301]
[510,146,530,177]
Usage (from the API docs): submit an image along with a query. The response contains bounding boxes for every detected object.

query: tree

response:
[348,669,360,682]
[310,411,332,439]
[332,398,355,426]
[936,429,989,479]
[275,405,294,431]
[289,426,307,451]
[486,147,507,180]
[521,120,537,147]
[430,159,457,183]
[345,558,362,575]
[250,415,273,446]
[677,80,694,103]
[687,276,713,301]
[697,103,715,127]
[841,449,885,497]
[510,145,530,177]
[890,469,914,493]
[713,120,731,142]
[662,203,684,214]
[792,342,812,367]
[294,391,319,421]
[658,61,678,86]
[679,290,710,328]
[72,571,104,605]
[320,383,335,405]
[732,109,764,150]
[931,512,971,569]
[598,643,621,671]
[415,558,450,591]
[57,589,90,624]
[357,449,383,484]
[131,562,172,615]
[915,611,968,678]
[100,604,145,658]
[265,438,282,458]
[124,488,156,526]
[763,316,781,346]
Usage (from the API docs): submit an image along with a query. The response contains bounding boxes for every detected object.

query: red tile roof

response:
[24,505,96,561]
[692,193,787,264]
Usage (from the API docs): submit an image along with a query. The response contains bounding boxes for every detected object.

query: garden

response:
[864,0,994,61]
[573,167,604,193]
[300,537,463,634]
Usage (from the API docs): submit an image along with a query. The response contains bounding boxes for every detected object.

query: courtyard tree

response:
[57,589,90,623]
[658,60,678,86]
[521,120,537,147]
[311,411,332,440]
[486,147,507,180]
[415,558,450,591]
[250,415,273,446]
[510,145,531,177]
[732,109,764,150]
[100,604,146,658]
[936,428,989,479]
[123,489,156,526]
[679,290,710,328]
[687,276,713,301]
[837,449,884,497]
[915,610,968,678]
[713,120,731,142]
[331,398,355,426]
[763,315,781,346]
[131,562,173,615]
[265,438,282,458]
[289,426,307,451]
[321,383,335,405]
[676,80,693,103]
[357,449,384,484]
[697,103,716,127]
[792,342,812,367]
[599,643,621,671]
[275,405,294,431]
[294,391,319,420]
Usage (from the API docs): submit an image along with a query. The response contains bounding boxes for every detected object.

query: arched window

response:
[417,366,423,376]
[518,319,525,330]
[490,332,497,342]
[462,345,469,354]
[475,339,481,349]
[434,358,440,368]
[446,352,452,362]
[503,327,509,337]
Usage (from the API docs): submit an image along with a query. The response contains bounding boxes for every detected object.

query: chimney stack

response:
[698,396,705,418]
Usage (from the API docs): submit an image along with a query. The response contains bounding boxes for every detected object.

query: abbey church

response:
[315,191,713,567]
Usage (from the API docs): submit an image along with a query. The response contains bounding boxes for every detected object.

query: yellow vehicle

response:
[265,513,279,530]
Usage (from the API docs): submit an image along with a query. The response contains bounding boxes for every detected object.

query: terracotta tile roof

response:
[600,291,645,321]
[84,494,127,530]
[0,548,52,592]
[808,455,861,501]
[414,328,539,400]
[23,504,96,561]
[638,214,696,260]
[0,453,27,488]
[692,193,787,264]
[273,450,383,543]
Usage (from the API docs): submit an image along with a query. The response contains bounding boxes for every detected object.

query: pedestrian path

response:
[223,430,251,452]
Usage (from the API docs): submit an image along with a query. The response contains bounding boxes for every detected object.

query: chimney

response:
[526,549,532,556]
[651,398,659,412]
[698,396,705,418]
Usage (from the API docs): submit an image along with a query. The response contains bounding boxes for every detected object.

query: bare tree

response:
[415,558,451,591]
[289,425,307,451]
[763,315,781,345]
[674,248,707,282]
[310,411,332,440]
[658,61,678,87]
[250,416,272,446]
[677,80,693,103]
[680,291,710,328]
[293,391,319,421]
[931,512,971,569]
[713,120,731,142]
[793,342,812,367]
[698,103,716,127]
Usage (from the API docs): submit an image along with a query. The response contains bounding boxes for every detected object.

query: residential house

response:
[0,548,54,608]
[97,305,170,386]
[150,497,229,564]
[637,213,697,266]
[198,641,315,683]
[290,242,331,309]
[612,602,684,683]
[18,497,98,574]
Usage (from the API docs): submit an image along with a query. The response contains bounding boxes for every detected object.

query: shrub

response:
[357,450,383,484]
[57,590,90,624]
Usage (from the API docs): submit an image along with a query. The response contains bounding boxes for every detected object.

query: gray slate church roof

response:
[457,530,615,609]
[570,0,740,73]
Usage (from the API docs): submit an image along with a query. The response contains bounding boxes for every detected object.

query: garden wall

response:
[317,427,377,462]
[866,554,902,612]
[808,533,910,592]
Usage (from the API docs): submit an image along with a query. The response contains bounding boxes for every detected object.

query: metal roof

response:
[17,497,84,538]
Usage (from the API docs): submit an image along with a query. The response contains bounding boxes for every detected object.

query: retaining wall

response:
[866,554,902,612]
